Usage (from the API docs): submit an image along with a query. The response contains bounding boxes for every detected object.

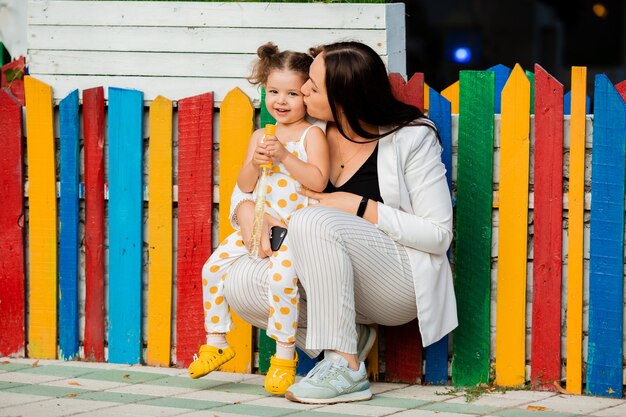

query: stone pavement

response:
[1,358,625,417]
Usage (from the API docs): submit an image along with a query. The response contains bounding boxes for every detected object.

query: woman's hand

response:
[264,137,288,163]
[299,189,361,214]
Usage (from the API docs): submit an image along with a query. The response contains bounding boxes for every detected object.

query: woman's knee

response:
[289,207,341,243]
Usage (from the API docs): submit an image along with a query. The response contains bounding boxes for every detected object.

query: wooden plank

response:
[487,64,512,114]
[566,66,586,395]
[146,96,173,367]
[441,81,459,114]
[24,76,57,359]
[83,87,105,362]
[564,91,591,116]
[452,70,494,386]
[28,26,389,55]
[218,87,254,373]
[107,87,144,364]
[58,89,80,360]
[25,74,261,103]
[586,74,625,398]
[615,80,626,100]
[1,57,26,105]
[530,65,563,390]
[0,42,11,65]
[525,70,535,115]
[385,72,424,384]
[176,92,214,368]
[495,64,530,387]
[424,87,452,385]
[28,1,399,29]
[0,88,25,357]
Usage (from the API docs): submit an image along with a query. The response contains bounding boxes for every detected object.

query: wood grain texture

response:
[586,74,625,398]
[146,96,174,367]
[566,67,587,394]
[58,89,80,360]
[495,64,530,387]
[0,88,25,357]
[176,92,214,368]
[530,65,563,390]
[24,76,57,359]
[452,70,494,386]
[217,88,254,373]
[83,87,105,362]
[107,87,144,364]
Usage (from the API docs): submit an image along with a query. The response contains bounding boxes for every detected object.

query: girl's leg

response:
[188,232,246,379]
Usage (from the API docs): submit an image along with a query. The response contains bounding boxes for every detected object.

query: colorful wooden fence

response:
[1,61,626,398]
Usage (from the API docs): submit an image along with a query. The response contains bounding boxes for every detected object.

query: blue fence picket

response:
[107,87,144,364]
[487,64,511,114]
[586,74,625,398]
[58,90,80,360]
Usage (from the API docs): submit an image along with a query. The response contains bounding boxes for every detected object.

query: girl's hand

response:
[299,189,361,214]
[264,137,288,162]
[252,141,271,169]
[237,201,286,258]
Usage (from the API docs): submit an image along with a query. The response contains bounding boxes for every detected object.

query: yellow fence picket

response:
[441,80,460,114]
[24,76,57,359]
[146,96,173,366]
[495,64,530,387]
[219,87,255,373]
[566,66,587,395]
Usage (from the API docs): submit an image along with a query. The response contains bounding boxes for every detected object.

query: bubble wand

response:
[248,123,276,258]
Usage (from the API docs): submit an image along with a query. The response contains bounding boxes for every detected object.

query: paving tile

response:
[391,410,481,417]
[524,394,624,415]
[147,375,229,390]
[0,391,49,408]
[419,401,500,415]
[206,403,297,416]
[44,376,131,391]
[79,368,170,384]
[0,380,27,390]
[204,370,251,383]
[126,364,188,376]
[174,388,264,404]
[243,396,322,411]
[0,360,33,372]
[361,395,429,409]
[3,382,89,398]
[76,403,192,416]
[370,381,409,395]
[593,402,626,416]
[213,381,272,396]
[73,390,156,404]
[106,382,197,397]
[383,384,462,401]
[16,364,99,378]
[139,396,226,410]
[0,370,64,384]
[492,409,578,417]
[0,397,113,417]
[315,402,405,416]
[286,411,363,417]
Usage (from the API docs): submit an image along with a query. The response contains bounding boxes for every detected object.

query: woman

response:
[223,41,457,404]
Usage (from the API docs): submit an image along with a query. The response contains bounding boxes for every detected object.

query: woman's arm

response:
[265,126,329,192]
[376,127,453,255]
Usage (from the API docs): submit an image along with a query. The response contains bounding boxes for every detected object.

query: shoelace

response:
[306,360,343,383]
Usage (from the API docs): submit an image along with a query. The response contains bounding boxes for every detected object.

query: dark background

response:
[397,0,625,96]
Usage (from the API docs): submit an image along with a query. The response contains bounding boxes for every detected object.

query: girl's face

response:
[301,55,333,122]
[264,69,308,124]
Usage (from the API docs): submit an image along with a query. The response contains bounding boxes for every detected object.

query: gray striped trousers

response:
[223,206,417,357]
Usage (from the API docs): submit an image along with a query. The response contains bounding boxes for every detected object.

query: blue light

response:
[453,47,472,63]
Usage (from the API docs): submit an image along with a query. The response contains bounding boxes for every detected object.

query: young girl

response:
[188,42,329,395]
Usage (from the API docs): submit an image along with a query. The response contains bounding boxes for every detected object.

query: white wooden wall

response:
[27,0,406,104]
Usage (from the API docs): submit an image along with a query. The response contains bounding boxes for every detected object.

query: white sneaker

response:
[285,351,372,404]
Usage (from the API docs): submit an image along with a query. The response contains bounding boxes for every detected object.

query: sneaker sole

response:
[284,388,372,404]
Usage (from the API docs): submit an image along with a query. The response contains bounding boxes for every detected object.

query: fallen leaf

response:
[608,387,615,394]
[1,361,10,364]
[122,374,130,379]
[66,393,77,397]
[68,381,81,386]
[527,405,548,411]
[32,360,39,368]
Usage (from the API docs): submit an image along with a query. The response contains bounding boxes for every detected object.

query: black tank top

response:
[324,144,384,203]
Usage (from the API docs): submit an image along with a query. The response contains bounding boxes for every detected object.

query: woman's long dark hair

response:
[310,41,436,143]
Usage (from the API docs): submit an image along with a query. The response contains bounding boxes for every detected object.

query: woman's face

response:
[301,54,334,121]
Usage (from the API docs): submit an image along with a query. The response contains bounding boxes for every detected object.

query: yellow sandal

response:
[188,345,235,379]
[264,353,298,395]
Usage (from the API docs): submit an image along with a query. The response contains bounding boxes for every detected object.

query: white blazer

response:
[230,120,458,347]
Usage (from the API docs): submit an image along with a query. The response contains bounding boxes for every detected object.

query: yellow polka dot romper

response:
[200,126,313,341]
